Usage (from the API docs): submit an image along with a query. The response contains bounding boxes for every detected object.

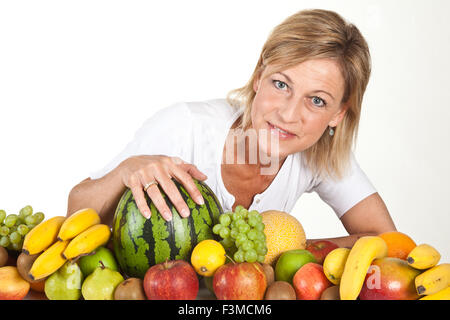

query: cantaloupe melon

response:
[261,210,307,266]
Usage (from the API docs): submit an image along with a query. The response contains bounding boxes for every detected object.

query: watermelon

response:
[112,178,223,278]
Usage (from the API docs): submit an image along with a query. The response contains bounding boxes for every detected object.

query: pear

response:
[44,261,84,300]
[81,261,124,300]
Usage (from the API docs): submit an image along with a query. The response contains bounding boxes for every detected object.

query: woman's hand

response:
[118,155,207,221]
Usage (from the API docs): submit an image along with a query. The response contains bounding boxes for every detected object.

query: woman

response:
[67,9,396,248]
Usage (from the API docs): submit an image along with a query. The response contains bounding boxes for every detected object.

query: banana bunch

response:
[24,208,111,281]
[404,243,449,300]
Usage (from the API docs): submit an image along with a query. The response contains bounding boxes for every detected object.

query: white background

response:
[1,0,449,259]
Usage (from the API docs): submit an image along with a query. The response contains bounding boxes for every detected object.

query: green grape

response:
[256,214,263,222]
[244,249,258,263]
[236,233,247,244]
[0,225,10,236]
[0,236,10,247]
[248,210,259,218]
[255,222,265,232]
[238,223,250,234]
[257,255,265,263]
[24,215,36,225]
[248,216,259,227]
[241,240,254,252]
[230,228,239,239]
[247,229,258,240]
[19,205,33,217]
[27,223,37,230]
[255,231,266,242]
[221,236,234,248]
[11,241,22,251]
[254,239,265,251]
[240,209,248,219]
[231,212,243,221]
[33,212,45,224]
[212,224,223,235]
[0,210,6,224]
[17,224,29,236]
[219,214,231,227]
[4,214,18,228]
[219,227,230,239]
[256,245,268,256]
[233,249,245,263]
[235,219,245,227]
[9,231,22,244]
[234,205,245,214]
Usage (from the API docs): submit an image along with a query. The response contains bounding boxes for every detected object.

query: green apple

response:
[81,264,124,300]
[275,249,316,284]
[44,261,84,300]
[78,246,119,277]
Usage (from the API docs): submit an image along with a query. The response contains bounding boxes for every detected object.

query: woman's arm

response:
[67,165,126,227]
[306,192,396,248]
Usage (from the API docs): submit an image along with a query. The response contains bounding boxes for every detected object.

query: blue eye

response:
[311,96,326,107]
[273,80,288,90]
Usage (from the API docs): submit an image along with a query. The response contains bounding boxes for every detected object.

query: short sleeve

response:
[89,102,193,180]
[308,153,377,219]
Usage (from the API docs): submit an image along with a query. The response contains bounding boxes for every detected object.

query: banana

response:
[407,244,441,270]
[57,208,101,241]
[415,263,450,295]
[62,224,111,260]
[339,236,388,300]
[28,240,69,281]
[323,247,350,285]
[22,216,66,255]
[419,286,450,300]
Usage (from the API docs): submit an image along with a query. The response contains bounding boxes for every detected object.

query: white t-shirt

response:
[90,99,376,219]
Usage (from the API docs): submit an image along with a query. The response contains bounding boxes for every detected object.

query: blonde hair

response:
[227,9,371,180]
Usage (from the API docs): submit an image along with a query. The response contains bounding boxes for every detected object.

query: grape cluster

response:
[213,205,267,263]
[0,205,45,251]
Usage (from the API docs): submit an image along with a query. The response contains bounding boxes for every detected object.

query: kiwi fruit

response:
[114,278,146,300]
[16,252,41,283]
[264,281,296,300]
[320,285,340,300]
[0,246,8,267]
[261,263,275,287]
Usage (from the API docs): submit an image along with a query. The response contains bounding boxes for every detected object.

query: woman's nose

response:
[277,98,302,123]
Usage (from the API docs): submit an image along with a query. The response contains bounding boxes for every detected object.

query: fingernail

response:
[144,211,151,219]
[196,197,205,205]
[181,208,190,217]
[166,213,172,221]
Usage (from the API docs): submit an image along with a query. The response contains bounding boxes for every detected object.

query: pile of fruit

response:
[0,190,449,300]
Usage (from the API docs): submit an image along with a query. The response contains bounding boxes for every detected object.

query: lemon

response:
[191,239,226,277]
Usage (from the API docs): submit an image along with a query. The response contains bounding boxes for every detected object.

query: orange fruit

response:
[378,231,417,260]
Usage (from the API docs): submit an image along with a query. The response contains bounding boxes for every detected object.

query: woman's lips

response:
[267,122,296,139]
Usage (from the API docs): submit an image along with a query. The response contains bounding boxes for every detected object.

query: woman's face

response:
[251,58,348,160]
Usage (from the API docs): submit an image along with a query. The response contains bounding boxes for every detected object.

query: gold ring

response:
[143,180,158,192]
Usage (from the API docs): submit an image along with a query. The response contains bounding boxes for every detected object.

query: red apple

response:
[293,262,332,300]
[306,240,339,265]
[143,260,199,300]
[213,262,267,300]
[0,266,30,300]
[359,257,421,300]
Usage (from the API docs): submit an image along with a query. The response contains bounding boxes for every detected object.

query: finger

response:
[170,166,205,206]
[145,182,173,221]
[179,163,208,181]
[129,184,152,219]
[155,173,191,218]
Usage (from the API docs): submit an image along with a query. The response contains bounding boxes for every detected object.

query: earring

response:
[329,126,335,136]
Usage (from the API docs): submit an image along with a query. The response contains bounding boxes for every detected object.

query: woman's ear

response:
[329,102,350,127]
[252,68,264,93]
